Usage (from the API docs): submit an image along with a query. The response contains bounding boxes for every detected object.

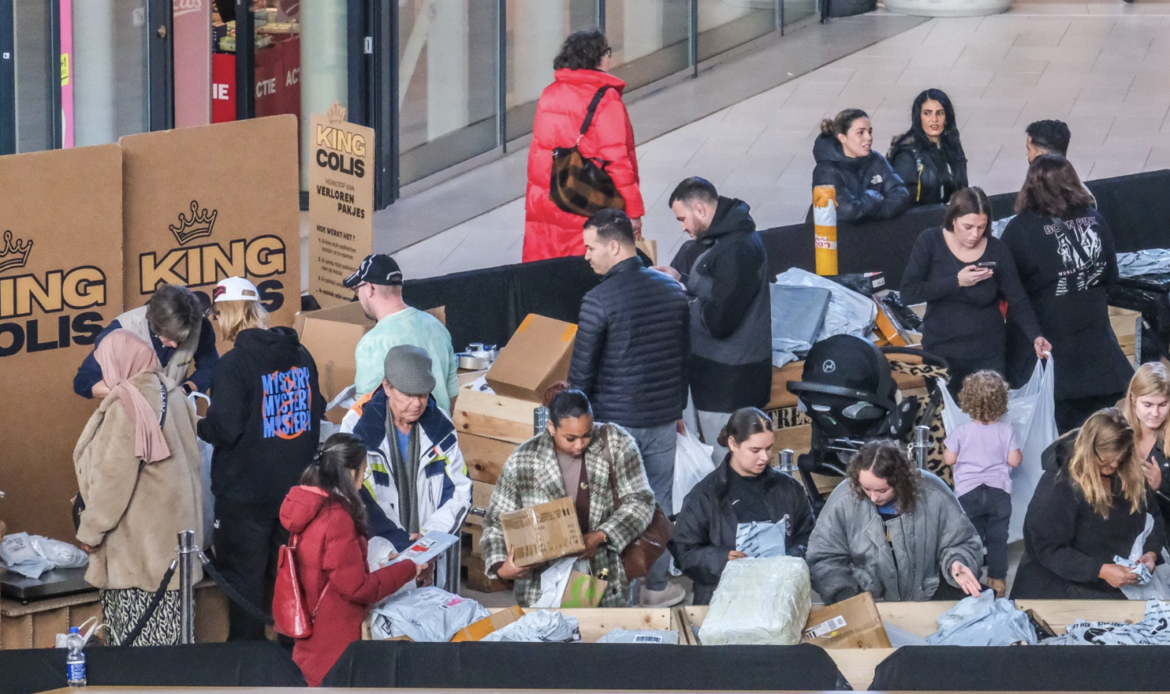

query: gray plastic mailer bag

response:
[770,285,831,368]
[925,592,1037,646]
[370,587,489,642]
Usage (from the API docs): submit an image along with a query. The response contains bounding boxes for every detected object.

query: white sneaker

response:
[640,582,686,607]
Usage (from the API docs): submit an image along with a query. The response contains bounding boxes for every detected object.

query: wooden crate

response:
[1109,306,1140,360]
[464,480,496,526]
[453,386,539,445]
[484,606,685,643]
[461,434,516,484]
[686,599,1148,690]
[462,553,508,593]
[461,524,484,559]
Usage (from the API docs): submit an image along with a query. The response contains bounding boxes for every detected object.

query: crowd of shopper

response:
[59,25,1165,687]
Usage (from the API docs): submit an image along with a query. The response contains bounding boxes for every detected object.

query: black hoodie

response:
[812,134,911,223]
[198,327,326,512]
[675,197,771,412]
[888,131,968,207]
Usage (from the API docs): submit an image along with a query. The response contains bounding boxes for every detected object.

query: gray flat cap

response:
[383,344,435,396]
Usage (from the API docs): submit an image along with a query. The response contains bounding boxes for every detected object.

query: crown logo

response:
[327,101,347,125]
[0,230,33,274]
[169,200,218,246]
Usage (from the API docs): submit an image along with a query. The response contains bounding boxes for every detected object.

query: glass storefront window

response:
[783,0,817,27]
[71,0,150,147]
[13,0,54,152]
[605,0,690,92]
[697,0,776,62]
[398,0,500,185]
[504,0,596,143]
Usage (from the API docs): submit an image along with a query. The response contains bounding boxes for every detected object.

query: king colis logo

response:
[0,230,107,358]
[139,200,288,311]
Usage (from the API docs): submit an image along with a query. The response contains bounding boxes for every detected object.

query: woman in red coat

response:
[523,29,645,262]
[279,433,426,686]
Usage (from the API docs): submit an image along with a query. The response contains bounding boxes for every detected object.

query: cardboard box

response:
[454,388,539,446]
[486,314,577,402]
[501,497,585,568]
[295,301,374,406]
[450,605,524,642]
[802,593,891,649]
[0,145,123,544]
[460,433,517,484]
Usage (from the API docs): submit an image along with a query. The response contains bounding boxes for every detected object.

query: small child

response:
[944,371,1021,597]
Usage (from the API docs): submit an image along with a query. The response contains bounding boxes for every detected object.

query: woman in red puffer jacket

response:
[523,29,645,262]
[279,433,426,686]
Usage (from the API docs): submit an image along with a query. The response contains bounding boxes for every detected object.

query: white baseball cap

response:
[213,277,260,303]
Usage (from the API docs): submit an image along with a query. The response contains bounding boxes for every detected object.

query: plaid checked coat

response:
[480,423,656,607]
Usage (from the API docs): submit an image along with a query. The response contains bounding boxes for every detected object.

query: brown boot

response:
[988,578,1006,597]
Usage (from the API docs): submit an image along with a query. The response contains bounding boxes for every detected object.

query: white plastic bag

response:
[941,355,1058,542]
[735,520,787,558]
[673,428,716,515]
[1120,514,1170,600]
[369,587,488,642]
[925,592,1037,646]
[701,557,811,646]
[188,392,216,549]
[773,268,877,342]
[0,533,55,578]
[532,557,577,608]
[29,536,88,569]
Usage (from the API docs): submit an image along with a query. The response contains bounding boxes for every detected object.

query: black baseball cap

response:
[343,254,403,289]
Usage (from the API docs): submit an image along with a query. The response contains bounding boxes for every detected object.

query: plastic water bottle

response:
[66,626,86,687]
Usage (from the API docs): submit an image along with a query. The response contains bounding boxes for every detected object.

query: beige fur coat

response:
[74,372,203,591]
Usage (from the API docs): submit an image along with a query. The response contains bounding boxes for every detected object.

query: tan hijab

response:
[95,330,171,463]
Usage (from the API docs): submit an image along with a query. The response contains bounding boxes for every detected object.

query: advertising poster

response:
[121,116,301,341]
[308,102,374,308]
[0,145,123,541]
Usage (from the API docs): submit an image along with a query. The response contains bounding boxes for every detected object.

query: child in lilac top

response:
[944,371,1022,595]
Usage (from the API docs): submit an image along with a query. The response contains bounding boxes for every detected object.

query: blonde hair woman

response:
[1122,364,1170,512]
[198,276,325,640]
[1012,409,1164,599]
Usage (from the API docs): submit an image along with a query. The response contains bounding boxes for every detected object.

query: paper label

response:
[814,236,837,250]
[804,615,847,640]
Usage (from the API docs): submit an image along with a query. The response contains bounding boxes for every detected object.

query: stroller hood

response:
[801,334,893,401]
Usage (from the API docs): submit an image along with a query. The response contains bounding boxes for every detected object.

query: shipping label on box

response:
[501,497,585,568]
[486,314,577,402]
[802,592,891,649]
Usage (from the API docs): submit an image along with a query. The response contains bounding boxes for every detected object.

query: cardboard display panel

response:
[308,103,375,308]
[0,145,123,543]
[120,117,301,338]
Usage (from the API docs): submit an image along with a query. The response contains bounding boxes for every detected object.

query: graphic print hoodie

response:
[198,327,326,512]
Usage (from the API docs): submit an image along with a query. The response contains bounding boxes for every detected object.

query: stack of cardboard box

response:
[453,314,578,592]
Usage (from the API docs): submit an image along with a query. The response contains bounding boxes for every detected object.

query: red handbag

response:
[273,533,329,638]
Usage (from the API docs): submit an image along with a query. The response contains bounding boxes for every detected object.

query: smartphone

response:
[976,261,997,270]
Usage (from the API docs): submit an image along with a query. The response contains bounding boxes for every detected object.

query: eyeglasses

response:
[603,47,613,57]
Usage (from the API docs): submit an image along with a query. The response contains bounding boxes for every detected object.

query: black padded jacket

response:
[568,256,690,428]
[888,132,968,207]
[811,134,912,223]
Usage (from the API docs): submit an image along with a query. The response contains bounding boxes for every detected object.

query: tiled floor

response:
[385,1,1170,282]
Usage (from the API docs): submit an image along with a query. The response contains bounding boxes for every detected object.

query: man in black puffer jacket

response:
[569,208,690,607]
[663,178,771,465]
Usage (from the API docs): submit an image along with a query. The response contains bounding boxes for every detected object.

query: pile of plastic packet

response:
[1043,600,1170,646]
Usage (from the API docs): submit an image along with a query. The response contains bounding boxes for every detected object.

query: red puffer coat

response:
[279,485,415,687]
[523,68,644,262]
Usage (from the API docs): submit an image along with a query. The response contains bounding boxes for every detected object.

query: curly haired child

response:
[944,371,1022,597]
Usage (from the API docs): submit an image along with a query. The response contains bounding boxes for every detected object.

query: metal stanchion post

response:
[912,425,930,469]
[779,449,796,474]
[178,529,196,645]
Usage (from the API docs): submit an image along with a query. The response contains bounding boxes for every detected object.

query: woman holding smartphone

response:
[901,187,1051,396]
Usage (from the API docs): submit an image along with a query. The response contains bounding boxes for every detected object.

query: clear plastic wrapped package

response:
[701,557,811,646]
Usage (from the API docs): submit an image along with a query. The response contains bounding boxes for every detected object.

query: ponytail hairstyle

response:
[299,433,370,536]
[821,108,869,139]
[716,407,774,449]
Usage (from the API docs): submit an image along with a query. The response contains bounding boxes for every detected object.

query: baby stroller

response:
[786,334,949,512]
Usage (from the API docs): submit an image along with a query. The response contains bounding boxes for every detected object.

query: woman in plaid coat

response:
[480,389,656,606]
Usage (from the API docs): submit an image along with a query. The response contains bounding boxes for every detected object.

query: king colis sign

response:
[0,229,108,356]
[138,200,288,311]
